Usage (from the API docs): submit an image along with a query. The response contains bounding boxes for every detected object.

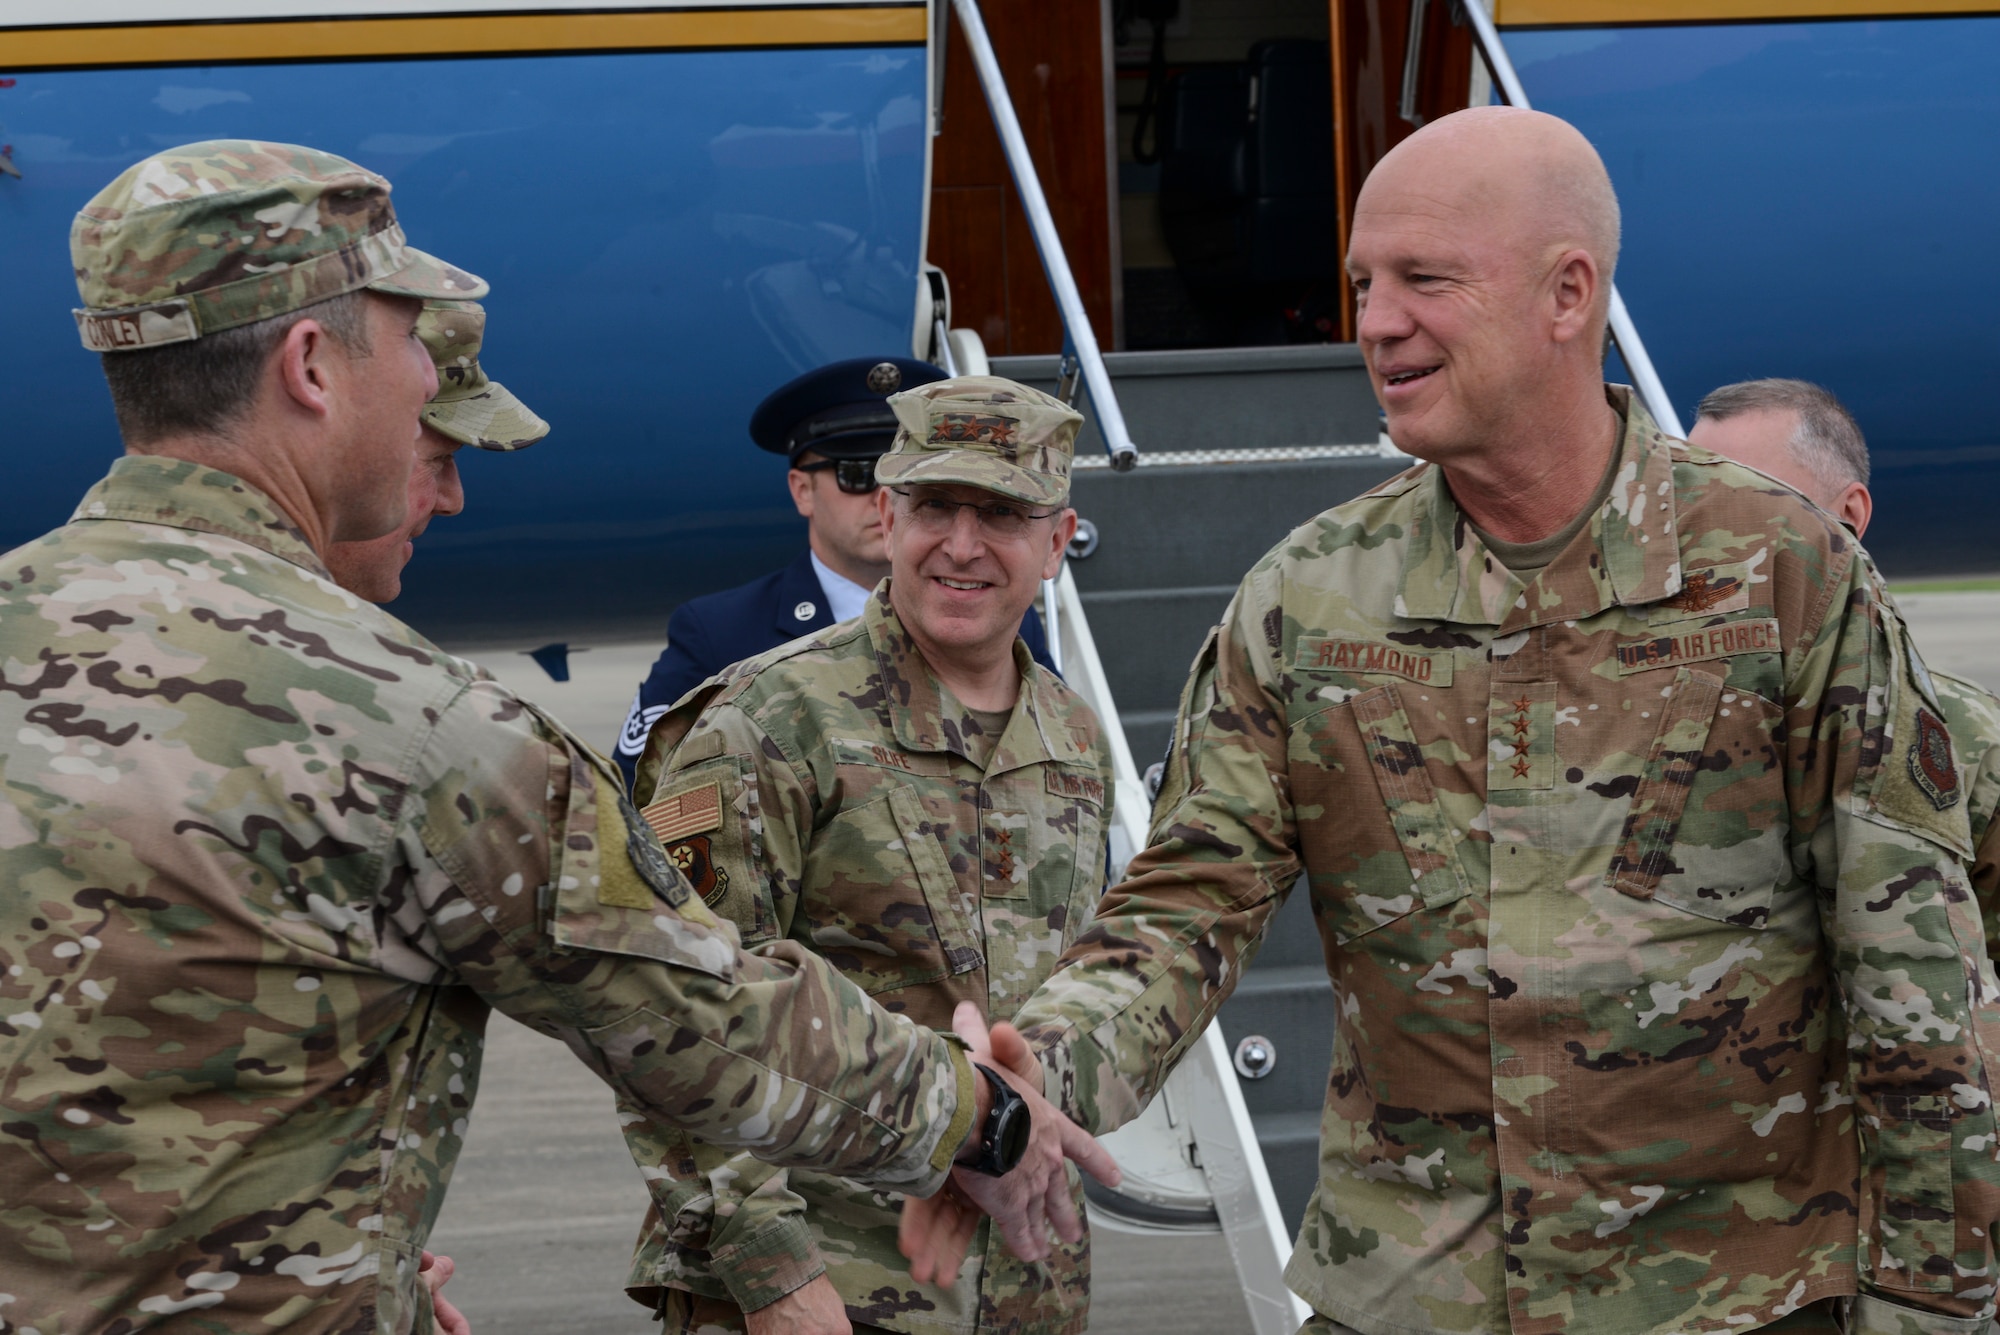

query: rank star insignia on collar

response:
[1908,706,1961,812]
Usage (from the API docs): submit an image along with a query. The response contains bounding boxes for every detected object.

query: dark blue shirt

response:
[612,550,1055,789]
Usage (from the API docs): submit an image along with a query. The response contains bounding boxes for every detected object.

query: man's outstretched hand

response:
[899,1003,1118,1286]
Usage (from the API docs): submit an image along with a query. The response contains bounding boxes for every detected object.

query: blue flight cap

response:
[750,356,948,463]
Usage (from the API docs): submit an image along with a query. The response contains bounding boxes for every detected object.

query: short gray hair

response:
[1694,378,1868,490]
[100,290,373,445]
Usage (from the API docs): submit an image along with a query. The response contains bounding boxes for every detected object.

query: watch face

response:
[994,1099,1032,1173]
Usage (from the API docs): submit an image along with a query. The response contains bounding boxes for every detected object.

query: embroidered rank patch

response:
[929,413,1016,446]
[1488,682,1556,790]
[664,833,732,907]
[645,781,723,843]
[1615,618,1780,674]
[1908,707,1961,812]
[1651,566,1750,621]
[1295,638,1453,686]
[1046,768,1105,806]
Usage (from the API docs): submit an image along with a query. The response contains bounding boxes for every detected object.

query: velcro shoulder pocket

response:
[643,753,776,945]
[1865,617,1975,859]
[519,698,739,981]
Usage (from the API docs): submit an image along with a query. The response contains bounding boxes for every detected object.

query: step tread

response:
[1077,584,1239,604]
[1248,1109,1323,1144]
[1230,964,1332,996]
[993,343,1368,377]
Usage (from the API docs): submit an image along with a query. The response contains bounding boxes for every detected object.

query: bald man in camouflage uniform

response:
[0,142,1102,1334]
[945,108,2000,1335]
[626,379,1110,1335]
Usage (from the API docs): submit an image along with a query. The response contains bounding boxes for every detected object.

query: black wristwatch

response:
[966,1063,1032,1177]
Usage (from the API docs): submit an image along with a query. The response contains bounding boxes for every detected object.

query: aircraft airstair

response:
[996,344,1405,1246]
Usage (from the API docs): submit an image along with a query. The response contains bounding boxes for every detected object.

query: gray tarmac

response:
[427,590,1999,1334]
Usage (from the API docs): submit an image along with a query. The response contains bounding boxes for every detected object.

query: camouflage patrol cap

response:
[70,139,486,353]
[877,376,1082,508]
[418,301,549,451]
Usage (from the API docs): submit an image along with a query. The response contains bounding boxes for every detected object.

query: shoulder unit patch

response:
[1908,706,1961,812]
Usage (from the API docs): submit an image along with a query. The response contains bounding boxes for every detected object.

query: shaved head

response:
[1345,107,1627,539]
[1368,106,1620,320]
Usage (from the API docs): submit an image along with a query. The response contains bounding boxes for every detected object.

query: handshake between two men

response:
[901,1003,1120,1292]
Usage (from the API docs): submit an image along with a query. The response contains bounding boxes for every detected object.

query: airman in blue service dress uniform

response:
[612,357,1054,789]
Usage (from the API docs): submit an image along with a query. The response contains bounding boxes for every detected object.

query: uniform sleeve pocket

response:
[1872,1092,1957,1293]
[643,754,776,945]
[1351,683,1473,916]
[543,757,741,982]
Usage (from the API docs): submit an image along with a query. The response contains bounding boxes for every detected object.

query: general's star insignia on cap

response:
[866,362,902,394]
[794,601,816,621]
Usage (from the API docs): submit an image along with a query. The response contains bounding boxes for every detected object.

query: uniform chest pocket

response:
[1043,765,1108,949]
[801,783,983,995]
[1606,667,1789,927]
[1326,684,1475,943]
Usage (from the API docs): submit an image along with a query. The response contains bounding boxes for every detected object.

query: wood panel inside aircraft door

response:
[928,0,1119,355]
[1330,0,1475,337]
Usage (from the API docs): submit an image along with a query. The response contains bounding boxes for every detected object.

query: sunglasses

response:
[795,458,879,494]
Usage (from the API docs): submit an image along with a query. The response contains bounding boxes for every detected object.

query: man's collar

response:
[70,454,329,579]
[1395,385,1684,628]
[862,583,1084,769]
[808,550,874,625]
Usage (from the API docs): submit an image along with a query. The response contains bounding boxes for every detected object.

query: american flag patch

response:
[644,781,723,843]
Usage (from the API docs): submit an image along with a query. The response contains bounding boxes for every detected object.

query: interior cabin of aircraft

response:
[930,0,1486,357]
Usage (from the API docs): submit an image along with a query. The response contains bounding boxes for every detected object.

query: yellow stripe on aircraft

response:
[1494,0,1997,22]
[0,6,925,69]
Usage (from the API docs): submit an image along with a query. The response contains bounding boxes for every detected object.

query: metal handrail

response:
[949,0,1139,470]
[1458,0,1689,440]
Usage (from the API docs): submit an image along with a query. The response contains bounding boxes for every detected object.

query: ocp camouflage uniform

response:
[622,588,1108,1334]
[1014,388,2000,1335]
[1928,670,2000,964]
[1,139,977,1335]
[0,459,978,1334]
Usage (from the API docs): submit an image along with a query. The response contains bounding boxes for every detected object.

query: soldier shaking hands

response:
[0,140,1114,1334]
[625,378,1110,1335]
[912,107,2000,1335]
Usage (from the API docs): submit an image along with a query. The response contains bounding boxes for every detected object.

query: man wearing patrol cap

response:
[625,376,1111,1335]
[325,299,551,602]
[0,143,1114,1334]
[612,357,1054,791]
